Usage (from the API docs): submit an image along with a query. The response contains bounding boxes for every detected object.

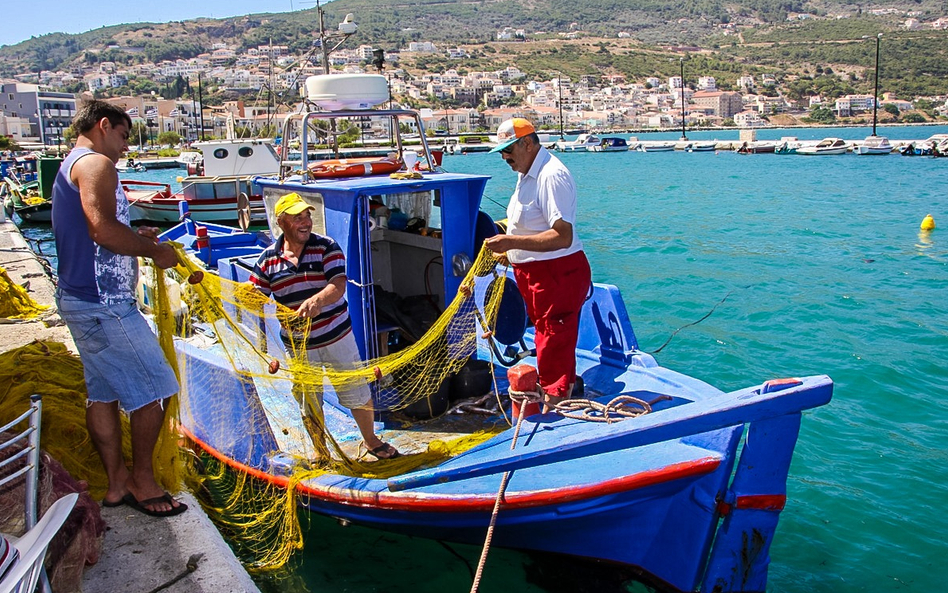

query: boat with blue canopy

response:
[157,74,833,593]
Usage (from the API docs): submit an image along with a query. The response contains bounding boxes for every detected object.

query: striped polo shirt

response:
[249,233,351,349]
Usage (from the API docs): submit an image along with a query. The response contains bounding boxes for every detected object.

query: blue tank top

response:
[52,147,138,304]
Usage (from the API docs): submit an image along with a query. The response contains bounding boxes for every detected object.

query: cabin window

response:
[238,146,254,158]
[213,148,229,159]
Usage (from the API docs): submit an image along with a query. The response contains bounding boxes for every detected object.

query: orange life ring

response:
[309,157,401,178]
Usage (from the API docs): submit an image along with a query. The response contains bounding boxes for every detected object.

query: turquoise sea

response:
[21,125,948,592]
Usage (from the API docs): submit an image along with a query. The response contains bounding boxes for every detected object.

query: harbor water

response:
[20,125,948,592]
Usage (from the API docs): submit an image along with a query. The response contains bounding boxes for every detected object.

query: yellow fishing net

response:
[0,266,49,319]
[0,341,128,501]
[146,243,511,570]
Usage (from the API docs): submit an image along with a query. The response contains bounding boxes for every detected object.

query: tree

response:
[157,131,181,146]
[805,107,836,124]
[883,104,899,116]
[129,122,149,147]
[902,112,926,123]
[0,136,21,151]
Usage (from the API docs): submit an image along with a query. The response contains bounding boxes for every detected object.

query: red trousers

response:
[513,250,591,398]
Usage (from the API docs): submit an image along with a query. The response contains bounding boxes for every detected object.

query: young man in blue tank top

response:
[52,100,187,516]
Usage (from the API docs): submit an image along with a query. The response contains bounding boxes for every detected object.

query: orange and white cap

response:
[490,118,536,153]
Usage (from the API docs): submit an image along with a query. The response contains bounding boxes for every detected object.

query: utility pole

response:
[197,72,206,141]
[679,58,687,141]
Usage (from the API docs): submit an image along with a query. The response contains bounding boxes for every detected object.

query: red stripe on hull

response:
[184,427,721,513]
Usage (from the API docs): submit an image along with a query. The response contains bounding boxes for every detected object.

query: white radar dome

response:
[305,74,389,110]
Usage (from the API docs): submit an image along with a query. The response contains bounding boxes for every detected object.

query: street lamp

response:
[679,57,688,141]
[555,74,565,140]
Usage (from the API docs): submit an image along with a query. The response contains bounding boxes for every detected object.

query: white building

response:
[697,76,717,91]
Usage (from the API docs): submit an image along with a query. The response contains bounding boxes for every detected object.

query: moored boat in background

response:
[856,135,893,155]
[555,133,601,152]
[796,137,849,155]
[638,141,677,152]
[589,137,629,152]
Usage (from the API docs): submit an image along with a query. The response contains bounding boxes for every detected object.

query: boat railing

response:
[279,108,439,182]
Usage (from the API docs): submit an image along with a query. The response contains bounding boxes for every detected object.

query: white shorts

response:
[305,331,372,409]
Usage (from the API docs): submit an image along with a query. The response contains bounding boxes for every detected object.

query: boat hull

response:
[129,196,267,224]
[796,147,848,155]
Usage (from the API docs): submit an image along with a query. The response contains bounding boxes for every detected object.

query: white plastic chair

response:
[0,493,78,593]
[0,395,51,593]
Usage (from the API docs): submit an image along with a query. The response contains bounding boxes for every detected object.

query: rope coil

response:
[555,395,654,423]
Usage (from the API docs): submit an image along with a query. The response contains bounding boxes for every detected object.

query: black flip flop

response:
[367,442,400,460]
[122,493,188,517]
[102,498,125,508]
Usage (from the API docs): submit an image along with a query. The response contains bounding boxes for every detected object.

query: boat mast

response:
[679,58,687,141]
[871,33,881,137]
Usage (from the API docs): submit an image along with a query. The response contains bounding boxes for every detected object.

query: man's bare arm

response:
[73,154,178,269]
[483,218,573,254]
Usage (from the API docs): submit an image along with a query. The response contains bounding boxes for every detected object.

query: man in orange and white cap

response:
[484,118,592,410]
[250,192,399,460]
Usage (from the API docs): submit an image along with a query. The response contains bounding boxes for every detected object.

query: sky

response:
[0,1,307,48]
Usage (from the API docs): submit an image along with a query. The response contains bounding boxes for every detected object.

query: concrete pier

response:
[0,217,260,593]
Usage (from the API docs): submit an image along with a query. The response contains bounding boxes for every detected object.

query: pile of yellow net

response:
[145,243,510,570]
[0,266,48,320]
[0,341,128,501]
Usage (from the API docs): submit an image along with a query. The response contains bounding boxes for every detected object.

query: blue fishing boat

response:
[166,75,833,593]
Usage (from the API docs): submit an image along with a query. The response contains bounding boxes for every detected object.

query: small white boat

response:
[638,141,677,153]
[555,133,601,152]
[796,138,849,156]
[856,136,893,155]
[176,150,204,173]
[684,141,717,153]
[589,137,629,152]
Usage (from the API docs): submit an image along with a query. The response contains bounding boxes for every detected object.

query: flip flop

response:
[366,442,400,460]
[122,492,188,518]
[102,498,125,508]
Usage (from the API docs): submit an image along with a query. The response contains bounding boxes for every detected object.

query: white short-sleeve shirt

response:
[505,147,583,264]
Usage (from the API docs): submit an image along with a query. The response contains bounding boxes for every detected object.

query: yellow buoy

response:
[921,214,936,231]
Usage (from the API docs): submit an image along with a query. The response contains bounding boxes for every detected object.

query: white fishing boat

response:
[857,36,892,156]
[589,137,629,152]
[856,136,893,155]
[638,141,677,153]
[125,138,279,224]
[796,138,849,156]
[684,141,717,153]
[555,133,601,152]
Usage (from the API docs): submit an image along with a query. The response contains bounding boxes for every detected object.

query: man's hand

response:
[137,226,161,242]
[151,243,179,270]
[484,234,514,254]
[297,295,322,318]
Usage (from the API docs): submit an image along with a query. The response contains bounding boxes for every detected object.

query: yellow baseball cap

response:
[274,192,314,217]
[490,118,536,153]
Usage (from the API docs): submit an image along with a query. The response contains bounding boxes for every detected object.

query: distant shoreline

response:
[550,121,947,136]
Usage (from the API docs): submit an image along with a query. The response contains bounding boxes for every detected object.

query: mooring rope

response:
[469,388,543,593]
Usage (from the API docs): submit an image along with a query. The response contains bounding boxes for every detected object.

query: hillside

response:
[1,0,947,98]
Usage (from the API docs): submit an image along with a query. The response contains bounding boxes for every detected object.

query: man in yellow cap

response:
[249,193,399,459]
[484,118,591,410]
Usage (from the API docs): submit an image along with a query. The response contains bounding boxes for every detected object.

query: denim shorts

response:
[56,290,179,412]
